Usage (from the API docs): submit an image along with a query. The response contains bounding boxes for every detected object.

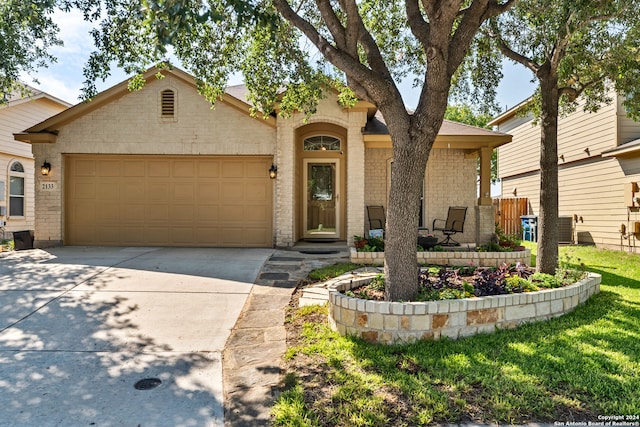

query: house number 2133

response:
[41,182,57,191]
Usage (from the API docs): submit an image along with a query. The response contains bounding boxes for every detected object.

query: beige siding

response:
[1,98,68,234]
[502,157,640,250]
[617,96,640,144]
[497,97,618,179]
[496,113,540,178]
[1,98,65,158]
[496,92,640,251]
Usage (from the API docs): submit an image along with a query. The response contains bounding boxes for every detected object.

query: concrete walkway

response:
[223,243,349,426]
[0,246,273,427]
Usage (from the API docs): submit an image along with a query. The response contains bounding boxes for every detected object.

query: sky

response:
[26,9,537,114]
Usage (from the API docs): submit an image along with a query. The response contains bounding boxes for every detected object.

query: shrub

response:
[369,274,385,291]
[530,272,562,288]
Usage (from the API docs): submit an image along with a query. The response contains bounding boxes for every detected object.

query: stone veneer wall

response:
[350,247,532,267]
[328,272,601,344]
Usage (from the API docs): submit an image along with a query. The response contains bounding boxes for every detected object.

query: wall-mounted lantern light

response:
[41,161,51,176]
[269,164,278,179]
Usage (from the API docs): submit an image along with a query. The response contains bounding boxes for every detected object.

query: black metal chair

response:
[366,205,386,238]
[432,206,467,246]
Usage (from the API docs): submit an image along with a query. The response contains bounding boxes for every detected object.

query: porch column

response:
[476,147,494,245]
[478,147,492,206]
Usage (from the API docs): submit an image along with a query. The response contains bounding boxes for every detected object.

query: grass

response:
[307,262,363,282]
[272,243,640,426]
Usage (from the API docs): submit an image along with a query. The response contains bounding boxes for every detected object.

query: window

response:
[303,135,341,151]
[9,162,25,217]
[161,89,175,117]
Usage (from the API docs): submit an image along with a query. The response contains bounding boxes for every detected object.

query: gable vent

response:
[161,89,175,117]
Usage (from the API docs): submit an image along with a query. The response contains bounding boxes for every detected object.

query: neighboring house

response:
[15,67,511,248]
[0,87,71,239]
[490,94,640,251]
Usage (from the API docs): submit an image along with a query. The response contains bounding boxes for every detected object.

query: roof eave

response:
[13,132,57,144]
[488,96,533,126]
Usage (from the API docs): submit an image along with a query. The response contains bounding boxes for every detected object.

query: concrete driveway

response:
[0,246,274,427]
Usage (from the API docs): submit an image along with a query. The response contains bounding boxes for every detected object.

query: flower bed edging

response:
[349,247,532,268]
[327,272,601,344]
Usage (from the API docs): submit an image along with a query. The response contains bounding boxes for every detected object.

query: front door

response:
[303,159,340,239]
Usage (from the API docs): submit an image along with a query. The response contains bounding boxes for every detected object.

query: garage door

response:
[65,155,273,247]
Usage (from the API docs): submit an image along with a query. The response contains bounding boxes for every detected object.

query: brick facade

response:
[25,68,502,248]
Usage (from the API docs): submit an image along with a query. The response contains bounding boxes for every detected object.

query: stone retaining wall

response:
[350,247,531,267]
[328,272,601,344]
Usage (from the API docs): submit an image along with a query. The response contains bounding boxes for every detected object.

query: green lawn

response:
[273,243,640,426]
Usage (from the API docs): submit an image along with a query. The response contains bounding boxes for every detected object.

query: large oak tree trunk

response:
[383,128,432,301]
[381,93,446,301]
[537,72,560,274]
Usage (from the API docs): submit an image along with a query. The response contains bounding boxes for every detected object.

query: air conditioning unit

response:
[558,216,573,244]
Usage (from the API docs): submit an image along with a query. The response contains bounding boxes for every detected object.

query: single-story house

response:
[15,67,511,248]
[1,87,71,239]
[490,92,640,251]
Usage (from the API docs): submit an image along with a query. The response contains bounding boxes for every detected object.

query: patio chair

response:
[366,205,386,238]
[432,206,467,246]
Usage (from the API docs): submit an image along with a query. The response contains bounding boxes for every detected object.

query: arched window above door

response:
[303,135,341,151]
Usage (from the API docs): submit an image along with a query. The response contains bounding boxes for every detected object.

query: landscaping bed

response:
[273,244,640,426]
[344,263,584,301]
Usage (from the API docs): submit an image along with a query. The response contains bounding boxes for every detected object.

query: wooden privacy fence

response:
[493,198,529,236]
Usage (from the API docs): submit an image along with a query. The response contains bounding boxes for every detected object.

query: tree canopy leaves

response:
[0,0,62,99]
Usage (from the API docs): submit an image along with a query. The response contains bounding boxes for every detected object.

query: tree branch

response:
[449,0,518,76]
[405,0,429,46]
[272,0,391,104]
[314,0,347,51]
[489,21,540,74]
[342,0,393,80]
[559,74,606,101]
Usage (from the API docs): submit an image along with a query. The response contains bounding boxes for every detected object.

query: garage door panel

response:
[220,205,244,220]
[97,205,121,222]
[246,162,268,178]
[96,182,120,200]
[66,155,272,247]
[98,160,121,177]
[123,183,145,200]
[147,160,170,177]
[123,161,146,177]
[145,228,170,244]
[245,206,269,223]
[74,160,97,177]
[221,183,244,200]
[71,227,95,244]
[148,183,170,201]
[121,205,145,222]
[221,162,244,178]
[73,182,96,199]
[197,183,219,202]
[245,183,269,200]
[198,161,220,178]
[71,202,95,224]
[196,205,219,221]
[119,227,145,244]
[245,229,270,246]
[96,227,120,244]
[146,205,170,221]
[173,161,196,177]
[172,183,194,201]
[169,205,195,222]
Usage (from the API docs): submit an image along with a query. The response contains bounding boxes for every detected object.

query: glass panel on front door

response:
[306,163,337,236]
